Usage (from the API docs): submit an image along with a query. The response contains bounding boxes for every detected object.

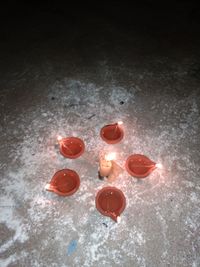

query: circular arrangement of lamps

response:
[46,122,161,222]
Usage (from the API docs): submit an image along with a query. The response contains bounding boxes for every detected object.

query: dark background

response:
[1,1,200,53]
[0,1,200,101]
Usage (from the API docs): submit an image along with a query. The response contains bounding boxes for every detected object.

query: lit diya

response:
[57,136,85,159]
[125,154,161,178]
[95,187,126,222]
[45,169,80,196]
[100,122,124,144]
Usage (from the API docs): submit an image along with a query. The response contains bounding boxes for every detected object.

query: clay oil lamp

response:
[100,121,124,144]
[125,154,162,178]
[95,186,126,222]
[57,136,85,159]
[45,169,80,196]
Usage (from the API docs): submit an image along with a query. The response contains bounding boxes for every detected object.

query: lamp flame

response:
[118,121,123,125]
[105,152,116,161]
[57,135,62,142]
[156,163,163,169]
[45,183,51,190]
[117,216,121,223]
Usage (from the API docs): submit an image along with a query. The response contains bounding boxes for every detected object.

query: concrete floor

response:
[0,3,200,267]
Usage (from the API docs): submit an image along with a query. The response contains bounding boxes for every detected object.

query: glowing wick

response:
[156,163,163,169]
[45,183,51,190]
[45,183,57,192]
[117,216,121,223]
[57,135,63,142]
[117,121,123,125]
[105,152,116,161]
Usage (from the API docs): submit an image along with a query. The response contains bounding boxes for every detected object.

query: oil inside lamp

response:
[100,122,124,144]
[57,136,85,159]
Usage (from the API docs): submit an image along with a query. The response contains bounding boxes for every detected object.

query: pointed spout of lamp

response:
[45,183,56,192]
[109,211,120,222]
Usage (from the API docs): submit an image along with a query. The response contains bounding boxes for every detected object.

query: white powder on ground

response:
[0,77,200,267]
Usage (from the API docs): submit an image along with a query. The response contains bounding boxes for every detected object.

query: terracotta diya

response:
[100,123,124,144]
[95,187,126,222]
[125,154,156,178]
[58,137,85,159]
[45,169,80,196]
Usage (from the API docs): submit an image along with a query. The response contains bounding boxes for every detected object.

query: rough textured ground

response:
[0,3,200,267]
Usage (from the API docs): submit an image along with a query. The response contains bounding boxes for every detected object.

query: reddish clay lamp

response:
[58,136,85,159]
[100,122,124,144]
[45,169,80,196]
[125,154,158,178]
[95,187,126,222]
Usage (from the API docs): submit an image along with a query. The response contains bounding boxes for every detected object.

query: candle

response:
[98,152,116,178]
[99,158,113,178]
